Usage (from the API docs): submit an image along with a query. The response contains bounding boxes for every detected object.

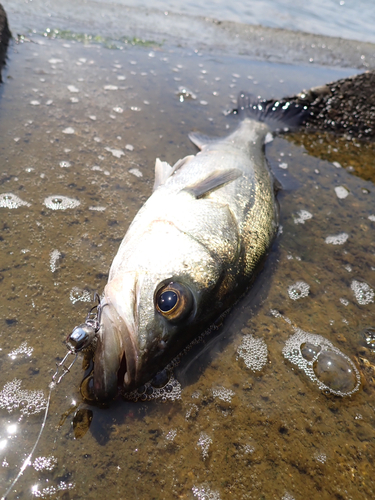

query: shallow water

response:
[0,35,375,500]
[94,0,375,43]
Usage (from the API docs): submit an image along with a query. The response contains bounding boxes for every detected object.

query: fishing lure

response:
[1,295,101,500]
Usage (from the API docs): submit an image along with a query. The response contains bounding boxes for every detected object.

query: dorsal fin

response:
[171,155,194,172]
[153,155,195,191]
[183,168,242,199]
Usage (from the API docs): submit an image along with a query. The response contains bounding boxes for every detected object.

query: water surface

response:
[0,34,374,500]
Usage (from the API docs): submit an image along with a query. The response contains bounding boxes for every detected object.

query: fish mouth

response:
[91,282,140,402]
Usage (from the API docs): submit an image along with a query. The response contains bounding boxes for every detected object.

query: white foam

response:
[59,161,71,168]
[43,195,80,210]
[69,287,92,304]
[129,168,143,178]
[197,432,212,460]
[236,334,268,371]
[62,127,75,134]
[288,281,310,300]
[294,210,312,224]
[105,146,124,158]
[8,341,33,360]
[325,232,348,245]
[351,280,374,305]
[33,456,57,472]
[0,193,31,209]
[67,85,79,93]
[0,379,47,416]
[282,330,361,397]
[212,386,235,402]
[334,186,349,199]
[50,249,61,272]
[192,484,221,500]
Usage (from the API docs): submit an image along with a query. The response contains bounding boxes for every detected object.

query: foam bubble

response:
[50,249,61,272]
[294,210,312,224]
[59,161,71,168]
[192,484,221,500]
[33,456,57,472]
[212,386,235,402]
[31,481,75,498]
[67,85,79,93]
[314,453,327,464]
[197,432,212,460]
[282,494,295,500]
[325,233,349,245]
[88,206,106,212]
[362,327,375,349]
[0,379,47,415]
[69,287,91,304]
[351,280,374,305]
[283,330,361,396]
[105,146,124,158]
[62,127,75,134]
[43,195,80,210]
[0,193,31,209]
[129,168,143,178]
[334,186,349,199]
[8,341,33,360]
[124,375,182,403]
[288,281,310,300]
[165,429,177,442]
[236,334,268,371]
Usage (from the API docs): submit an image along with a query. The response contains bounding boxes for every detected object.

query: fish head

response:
[90,222,227,402]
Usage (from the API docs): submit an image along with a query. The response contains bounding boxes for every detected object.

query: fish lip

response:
[92,283,140,402]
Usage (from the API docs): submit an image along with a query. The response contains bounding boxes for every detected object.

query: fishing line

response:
[1,295,101,500]
[1,382,54,500]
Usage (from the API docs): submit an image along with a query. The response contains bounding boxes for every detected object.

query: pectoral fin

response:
[183,168,242,199]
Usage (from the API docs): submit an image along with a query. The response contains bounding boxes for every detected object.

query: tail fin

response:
[237,92,309,132]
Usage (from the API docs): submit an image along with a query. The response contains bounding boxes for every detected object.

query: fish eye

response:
[155,282,193,322]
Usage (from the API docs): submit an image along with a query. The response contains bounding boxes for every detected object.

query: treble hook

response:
[52,293,102,385]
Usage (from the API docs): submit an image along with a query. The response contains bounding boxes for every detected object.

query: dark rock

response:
[271,71,375,141]
[0,3,11,82]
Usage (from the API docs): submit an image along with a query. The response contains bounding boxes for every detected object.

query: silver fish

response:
[90,93,305,402]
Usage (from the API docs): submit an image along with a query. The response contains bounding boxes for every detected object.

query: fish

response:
[88,93,306,402]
